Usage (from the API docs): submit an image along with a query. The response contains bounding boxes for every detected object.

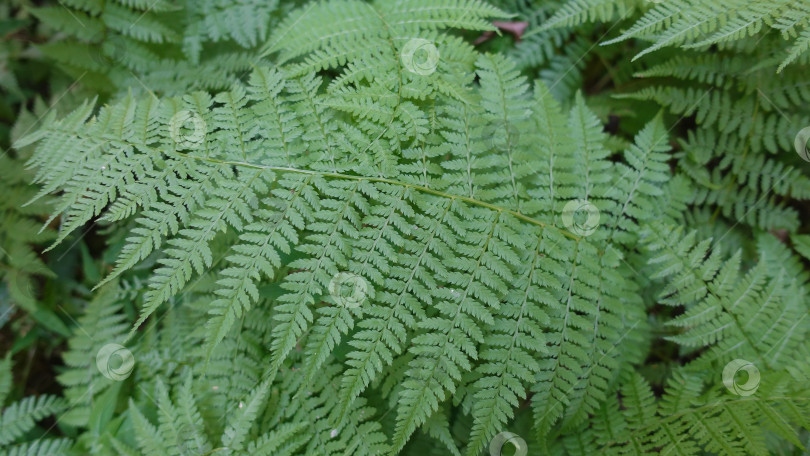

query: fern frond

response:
[536,0,634,32]
[0,395,67,445]
[592,370,810,455]
[391,208,523,453]
[0,439,73,456]
[263,0,508,65]
[55,283,130,427]
[463,224,553,456]
[641,223,809,370]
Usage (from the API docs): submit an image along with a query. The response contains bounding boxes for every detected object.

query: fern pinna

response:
[8,0,810,455]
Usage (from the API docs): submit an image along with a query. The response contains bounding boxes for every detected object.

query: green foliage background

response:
[1,0,810,455]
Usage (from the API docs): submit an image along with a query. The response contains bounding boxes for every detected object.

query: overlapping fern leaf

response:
[30,0,286,96]
[0,355,71,455]
[0,153,56,314]
[641,223,808,371]
[535,0,810,234]
[569,370,810,456]
[543,0,810,72]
